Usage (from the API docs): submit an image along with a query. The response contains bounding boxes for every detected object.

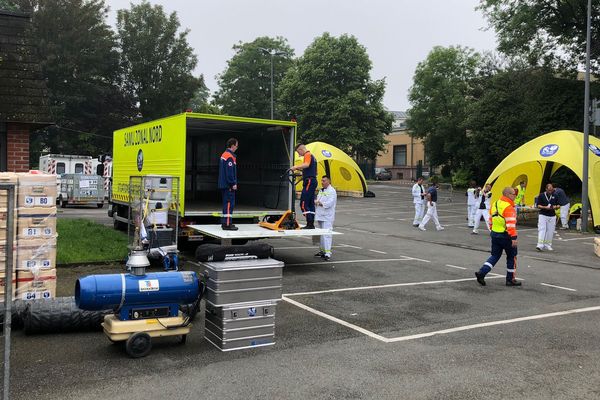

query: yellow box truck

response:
[109,112,297,242]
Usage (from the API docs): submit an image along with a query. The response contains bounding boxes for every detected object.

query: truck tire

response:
[112,206,127,231]
[59,197,67,208]
[97,203,104,209]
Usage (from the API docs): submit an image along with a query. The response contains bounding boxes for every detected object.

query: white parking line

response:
[282,296,388,341]
[338,244,363,249]
[284,276,501,296]
[285,258,422,267]
[369,249,387,254]
[445,264,467,270]
[384,306,600,343]
[561,237,595,242]
[540,283,577,292]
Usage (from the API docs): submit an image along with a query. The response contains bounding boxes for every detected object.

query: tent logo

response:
[540,144,559,157]
[136,149,144,171]
[589,144,600,157]
[321,150,332,158]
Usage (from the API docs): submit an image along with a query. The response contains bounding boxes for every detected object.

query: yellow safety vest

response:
[491,199,510,233]
[514,186,525,205]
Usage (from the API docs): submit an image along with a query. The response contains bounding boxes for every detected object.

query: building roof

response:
[390,110,407,119]
[0,9,52,125]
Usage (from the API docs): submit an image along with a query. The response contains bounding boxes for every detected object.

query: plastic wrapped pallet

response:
[15,172,56,208]
[16,268,56,301]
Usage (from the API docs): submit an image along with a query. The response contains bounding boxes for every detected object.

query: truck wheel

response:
[97,203,104,209]
[59,197,67,208]
[125,332,152,358]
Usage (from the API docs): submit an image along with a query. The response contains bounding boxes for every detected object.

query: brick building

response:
[376,111,429,180]
[0,9,52,172]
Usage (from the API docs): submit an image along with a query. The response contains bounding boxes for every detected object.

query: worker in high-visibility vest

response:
[475,187,521,287]
[514,181,526,206]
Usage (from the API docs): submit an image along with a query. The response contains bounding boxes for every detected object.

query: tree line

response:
[2,0,392,164]
[407,0,600,185]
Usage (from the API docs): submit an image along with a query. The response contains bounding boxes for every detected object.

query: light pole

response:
[581,0,592,231]
[259,47,285,120]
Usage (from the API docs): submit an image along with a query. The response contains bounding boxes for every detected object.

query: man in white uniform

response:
[314,175,337,261]
[536,183,559,251]
[466,181,478,227]
[412,176,426,227]
[472,184,492,234]
[418,183,444,231]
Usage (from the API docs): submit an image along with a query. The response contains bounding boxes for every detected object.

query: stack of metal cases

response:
[201,258,283,351]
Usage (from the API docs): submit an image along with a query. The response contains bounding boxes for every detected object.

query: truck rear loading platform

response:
[188,224,341,245]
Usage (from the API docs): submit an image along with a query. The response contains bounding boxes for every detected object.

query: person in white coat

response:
[314,175,337,261]
[472,184,492,234]
[466,181,478,227]
[412,176,426,226]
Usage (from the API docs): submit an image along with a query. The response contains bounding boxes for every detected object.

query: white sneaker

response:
[545,246,553,251]
[418,226,426,231]
[472,230,478,234]
[436,226,444,231]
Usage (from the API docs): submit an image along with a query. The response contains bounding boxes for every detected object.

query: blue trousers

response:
[300,177,317,225]
[478,231,518,282]
[221,189,235,226]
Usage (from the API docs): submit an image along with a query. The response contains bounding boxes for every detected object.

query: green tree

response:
[117,1,202,120]
[214,36,294,119]
[407,46,481,171]
[467,68,600,182]
[479,0,600,73]
[186,75,221,114]
[14,0,135,164]
[279,33,392,160]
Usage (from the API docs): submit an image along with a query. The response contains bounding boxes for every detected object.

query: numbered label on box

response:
[23,227,54,237]
[21,290,52,300]
[24,196,54,207]
[23,259,52,270]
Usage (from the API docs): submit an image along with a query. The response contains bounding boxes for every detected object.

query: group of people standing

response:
[411,177,574,288]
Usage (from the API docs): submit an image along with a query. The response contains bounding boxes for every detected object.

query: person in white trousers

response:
[466,181,478,227]
[536,183,559,251]
[552,184,570,229]
[412,176,426,226]
[418,184,444,231]
[314,175,337,261]
[472,184,492,234]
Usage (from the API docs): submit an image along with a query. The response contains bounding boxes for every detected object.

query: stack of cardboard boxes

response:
[0,172,57,301]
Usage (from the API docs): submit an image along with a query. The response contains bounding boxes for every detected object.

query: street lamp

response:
[581,0,592,231]
[259,47,286,120]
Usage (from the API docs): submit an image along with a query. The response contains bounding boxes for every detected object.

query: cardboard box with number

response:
[16,173,57,209]
[16,268,56,301]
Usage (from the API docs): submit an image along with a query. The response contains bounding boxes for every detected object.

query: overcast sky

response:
[105,0,497,111]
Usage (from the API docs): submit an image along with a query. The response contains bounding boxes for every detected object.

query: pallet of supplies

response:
[16,268,56,301]
[16,172,56,208]
[0,271,17,302]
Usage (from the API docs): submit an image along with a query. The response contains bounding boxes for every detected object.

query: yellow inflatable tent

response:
[294,142,368,196]
[486,130,600,228]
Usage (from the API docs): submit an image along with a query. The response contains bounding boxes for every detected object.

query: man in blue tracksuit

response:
[291,143,317,229]
[218,138,238,231]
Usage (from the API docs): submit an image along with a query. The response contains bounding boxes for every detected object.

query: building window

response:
[393,145,407,166]
[56,162,66,174]
[74,163,84,173]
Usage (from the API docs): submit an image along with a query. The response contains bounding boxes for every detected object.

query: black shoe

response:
[222,224,238,231]
[314,251,325,257]
[302,224,315,230]
[413,224,419,227]
[475,271,486,286]
[506,280,522,287]
[323,255,331,261]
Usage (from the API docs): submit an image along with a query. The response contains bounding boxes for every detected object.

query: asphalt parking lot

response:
[9,183,600,400]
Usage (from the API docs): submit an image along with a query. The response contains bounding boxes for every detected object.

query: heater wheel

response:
[125,332,152,358]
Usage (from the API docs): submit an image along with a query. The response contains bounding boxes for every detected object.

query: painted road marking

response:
[369,249,388,254]
[445,264,467,270]
[275,245,349,250]
[338,244,363,249]
[540,283,577,292]
[285,258,426,267]
[384,306,600,343]
[282,296,388,342]
[283,276,502,297]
